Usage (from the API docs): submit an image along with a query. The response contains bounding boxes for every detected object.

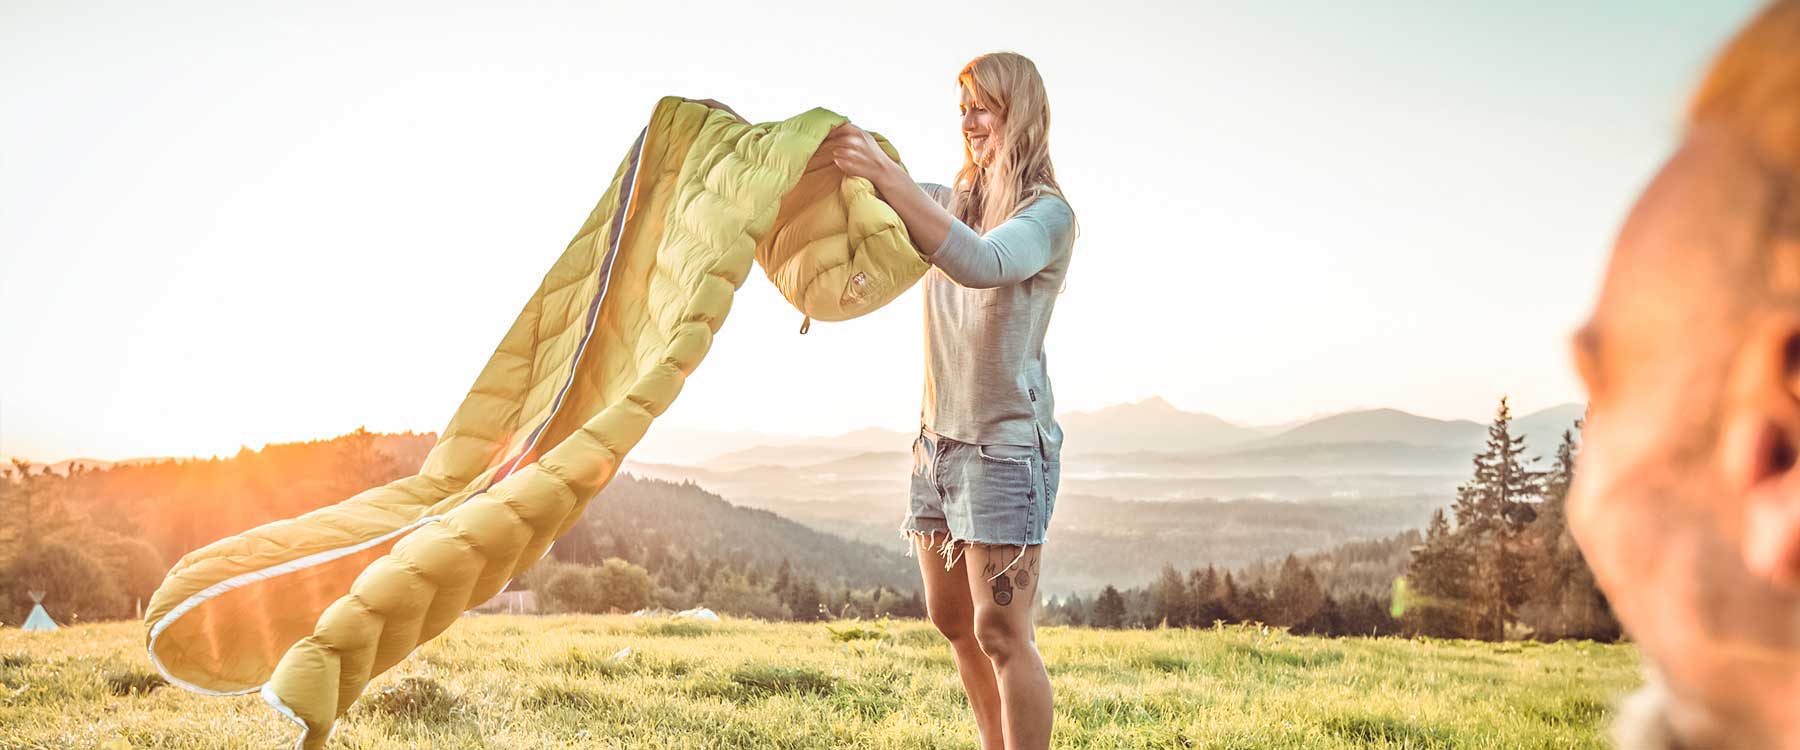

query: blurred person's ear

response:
[1726,313,1800,591]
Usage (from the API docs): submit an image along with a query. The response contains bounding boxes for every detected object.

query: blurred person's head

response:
[1567,1,1800,746]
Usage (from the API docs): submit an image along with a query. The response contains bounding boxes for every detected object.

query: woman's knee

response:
[972,610,1028,663]
[928,604,975,642]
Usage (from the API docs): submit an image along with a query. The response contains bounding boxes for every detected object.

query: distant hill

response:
[1059,396,1264,453]
[563,473,918,593]
[1045,493,1445,597]
[1512,403,1586,453]
[19,397,1585,474]
[629,427,797,467]
[1258,408,1485,449]
[7,399,1593,602]
[1247,403,1583,457]
[699,427,914,470]
[1080,441,1475,478]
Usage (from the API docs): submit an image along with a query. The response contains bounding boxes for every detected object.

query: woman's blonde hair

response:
[951,51,1075,233]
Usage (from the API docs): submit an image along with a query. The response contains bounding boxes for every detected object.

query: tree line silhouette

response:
[2,399,1615,642]
[1033,398,1619,642]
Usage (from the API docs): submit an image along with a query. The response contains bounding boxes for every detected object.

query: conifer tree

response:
[1224,571,1268,624]
[1402,507,1476,637]
[1151,563,1189,627]
[1446,397,1543,640]
[1269,554,1327,628]
[773,558,792,595]
[1188,566,1229,627]
[1064,593,1088,627]
[1520,423,1621,640]
[1219,572,1244,624]
[1452,397,1543,530]
[1092,585,1127,629]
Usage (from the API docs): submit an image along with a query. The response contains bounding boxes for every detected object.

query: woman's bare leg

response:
[965,543,1051,750]
[912,533,1006,750]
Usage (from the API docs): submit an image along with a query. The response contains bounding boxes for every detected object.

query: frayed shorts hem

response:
[898,527,1041,583]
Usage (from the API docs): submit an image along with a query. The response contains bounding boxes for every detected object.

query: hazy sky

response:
[0,0,1764,462]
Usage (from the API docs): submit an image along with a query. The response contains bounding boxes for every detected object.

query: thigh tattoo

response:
[1015,552,1039,592]
[985,545,1034,606]
[990,570,1013,606]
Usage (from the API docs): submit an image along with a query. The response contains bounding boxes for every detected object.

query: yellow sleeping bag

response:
[142,95,928,749]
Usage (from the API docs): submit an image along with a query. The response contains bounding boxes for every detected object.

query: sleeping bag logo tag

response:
[841,271,870,306]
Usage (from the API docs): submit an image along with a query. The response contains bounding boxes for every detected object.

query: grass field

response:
[0,615,1640,749]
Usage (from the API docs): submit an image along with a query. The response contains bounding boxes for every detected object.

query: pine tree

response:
[1218,572,1243,624]
[1064,593,1088,627]
[1445,397,1545,640]
[1092,585,1127,629]
[0,460,79,563]
[1452,397,1543,530]
[1520,422,1622,641]
[1269,554,1327,628]
[1224,571,1268,624]
[644,543,671,578]
[334,426,397,497]
[1188,566,1228,628]
[1542,426,1577,509]
[1151,563,1189,627]
[1403,508,1476,638]
[1289,594,1345,636]
[1337,592,1403,637]
[680,550,701,588]
[773,558,793,600]
[790,579,824,623]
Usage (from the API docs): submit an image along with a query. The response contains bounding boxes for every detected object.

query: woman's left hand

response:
[823,122,899,185]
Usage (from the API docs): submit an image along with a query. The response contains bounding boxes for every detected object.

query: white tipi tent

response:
[22,591,58,632]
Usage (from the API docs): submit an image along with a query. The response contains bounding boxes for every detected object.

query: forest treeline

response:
[1037,399,1620,641]
[0,429,921,625]
[0,429,432,625]
[2,398,1617,642]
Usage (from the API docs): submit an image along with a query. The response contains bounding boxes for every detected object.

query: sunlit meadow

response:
[0,615,1638,749]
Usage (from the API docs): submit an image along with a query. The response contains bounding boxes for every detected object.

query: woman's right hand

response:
[823,122,903,188]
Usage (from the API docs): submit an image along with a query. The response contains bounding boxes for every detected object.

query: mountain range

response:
[9,398,1588,599]
[599,398,1587,596]
[19,399,1583,472]
[625,398,1585,471]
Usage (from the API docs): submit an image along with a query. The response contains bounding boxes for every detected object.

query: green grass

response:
[0,616,1640,749]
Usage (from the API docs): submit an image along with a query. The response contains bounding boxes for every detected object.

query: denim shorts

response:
[899,426,1060,582]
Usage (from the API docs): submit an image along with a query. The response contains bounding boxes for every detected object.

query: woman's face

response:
[959,85,1001,166]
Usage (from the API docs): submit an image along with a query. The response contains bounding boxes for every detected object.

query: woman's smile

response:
[967,133,991,161]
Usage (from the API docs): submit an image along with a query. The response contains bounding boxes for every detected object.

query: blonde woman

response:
[823,51,1076,750]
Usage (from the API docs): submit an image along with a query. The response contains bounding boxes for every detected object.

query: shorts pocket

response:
[975,443,1033,464]
[967,443,1035,542]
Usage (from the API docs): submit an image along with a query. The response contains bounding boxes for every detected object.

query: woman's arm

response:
[921,197,1072,289]
[821,123,1067,288]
